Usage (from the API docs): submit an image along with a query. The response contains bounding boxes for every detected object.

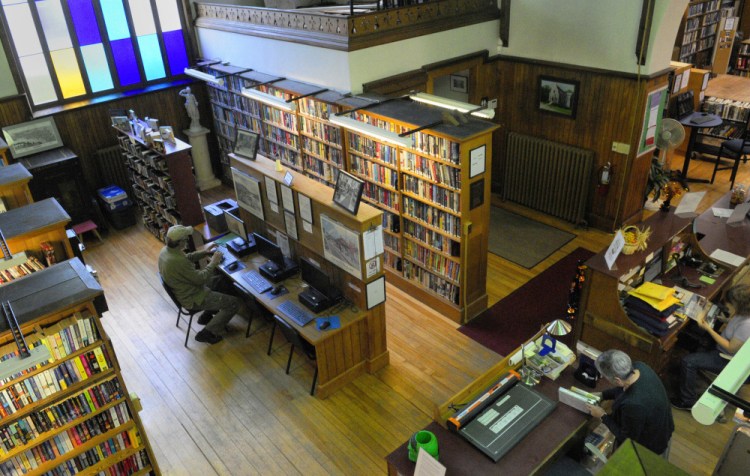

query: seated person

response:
[587,349,674,458]
[671,284,750,410]
[158,225,240,344]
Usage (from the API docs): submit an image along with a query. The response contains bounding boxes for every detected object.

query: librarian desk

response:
[219,254,383,399]
[385,367,592,476]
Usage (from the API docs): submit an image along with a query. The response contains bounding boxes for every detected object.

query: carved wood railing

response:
[194,0,503,51]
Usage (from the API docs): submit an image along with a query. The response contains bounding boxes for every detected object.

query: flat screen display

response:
[253,232,283,264]
[301,257,332,298]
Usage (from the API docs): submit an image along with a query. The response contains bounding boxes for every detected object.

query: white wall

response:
[197,21,499,93]
[500,0,688,74]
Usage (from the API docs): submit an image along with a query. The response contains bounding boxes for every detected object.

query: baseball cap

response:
[166,225,193,242]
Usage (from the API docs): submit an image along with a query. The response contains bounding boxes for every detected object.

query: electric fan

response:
[655,118,686,152]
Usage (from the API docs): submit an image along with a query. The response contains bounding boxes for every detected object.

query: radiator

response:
[96,145,131,196]
[503,132,594,225]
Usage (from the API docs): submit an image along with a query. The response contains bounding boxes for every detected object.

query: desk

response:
[385,370,591,476]
[221,253,388,398]
[679,112,723,183]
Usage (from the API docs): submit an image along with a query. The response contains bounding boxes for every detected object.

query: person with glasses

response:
[586,349,674,458]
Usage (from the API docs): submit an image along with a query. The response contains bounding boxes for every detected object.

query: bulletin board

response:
[638,86,668,157]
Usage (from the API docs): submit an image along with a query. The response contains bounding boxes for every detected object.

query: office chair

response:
[231,282,271,338]
[269,314,318,395]
[710,126,750,190]
[159,273,202,348]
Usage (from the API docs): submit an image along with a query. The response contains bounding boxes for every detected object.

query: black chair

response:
[268,314,318,395]
[231,282,270,338]
[159,274,201,348]
[711,129,750,189]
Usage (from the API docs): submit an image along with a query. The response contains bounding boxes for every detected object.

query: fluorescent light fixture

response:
[241,87,296,112]
[410,92,495,120]
[184,68,225,86]
[692,338,750,425]
[329,115,412,148]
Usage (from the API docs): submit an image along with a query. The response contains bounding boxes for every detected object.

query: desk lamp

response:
[538,319,572,356]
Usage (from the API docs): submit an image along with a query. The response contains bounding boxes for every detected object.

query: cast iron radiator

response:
[502,132,594,226]
[95,145,130,195]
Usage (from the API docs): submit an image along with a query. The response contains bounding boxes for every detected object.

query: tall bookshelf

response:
[675,0,722,68]
[297,91,349,188]
[114,122,203,241]
[337,98,498,322]
[735,39,750,77]
[0,259,159,474]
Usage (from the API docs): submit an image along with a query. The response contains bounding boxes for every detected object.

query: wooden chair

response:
[159,274,201,348]
[710,128,750,190]
[268,314,318,395]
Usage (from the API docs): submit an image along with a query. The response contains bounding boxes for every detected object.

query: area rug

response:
[488,207,576,269]
[459,247,595,356]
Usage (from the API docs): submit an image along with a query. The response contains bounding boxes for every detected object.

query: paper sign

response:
[726,202,750,227]
[675,191,706,218]
[605,230,625,270]
[414,447,446,476]
[712,207,733,218]
[709,249,745,268]
[363,225,384,260]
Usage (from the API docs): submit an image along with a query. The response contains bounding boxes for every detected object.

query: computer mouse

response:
[271,286,282,295]
[227,261,239,271]
[320,321,331,330]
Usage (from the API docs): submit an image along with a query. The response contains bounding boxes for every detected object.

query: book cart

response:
[0,258,159,474]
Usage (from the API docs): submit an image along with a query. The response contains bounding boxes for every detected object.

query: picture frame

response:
[234,128,259,160]
[321,214,362,279]
[159,126,175,143]
[332,170,365,215]
[2,117,64,158]
[538,76,579,119]
[450,74,468,93]
[231,167,264,220]
[111,116,132,134]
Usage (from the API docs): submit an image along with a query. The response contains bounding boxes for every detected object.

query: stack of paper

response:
[624,282,682,336]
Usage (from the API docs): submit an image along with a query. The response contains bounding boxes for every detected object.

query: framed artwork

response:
[234,128,259,160]
[2,117,64,158]
[450,74,468,93]
[538,76,579,118]
[231,167,264,220]
[321,214,362,279]
[332,170,365,215]
[159,126,175,143]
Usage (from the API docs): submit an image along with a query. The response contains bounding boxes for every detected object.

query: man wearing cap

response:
[158,225,240,344]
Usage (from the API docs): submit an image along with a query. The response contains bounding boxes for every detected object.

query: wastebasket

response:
[97,185,136,230]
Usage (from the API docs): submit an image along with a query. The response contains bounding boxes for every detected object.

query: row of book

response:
[402,218,461,257]
[703,96,750,123]
[383,233,400,254]
[353,111,409,135]
[1,379,123,452]
[264,141,301,169]
[402,175,461,212]
[736,57,750,71]
[261,105,297,131]
[347,133,398,165]
[409,132,461,164]
[382,211,400,233]
[0,346,113,417]
[401,152,462,189]
[298,97,336,120]
[0,256,46,284]
[267,125,299,149]
[1,428,141,476]
[363,181,400,212]
[403,241,461,281]
[302,154,337,183]
[299,116,342,144]
[402,196,461,237]
[403,260,460,304]
[302,136,344,165]
[350,156,399,188]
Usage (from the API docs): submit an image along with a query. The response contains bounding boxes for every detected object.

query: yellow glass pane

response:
[50,49,86,98]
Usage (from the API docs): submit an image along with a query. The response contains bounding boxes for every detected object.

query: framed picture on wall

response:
[234,128,259,160]
[2,117,64,158]
[538,76,579,119]
[332,170,364,215]
[450,74,468,93]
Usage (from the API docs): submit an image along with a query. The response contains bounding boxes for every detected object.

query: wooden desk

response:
[221,254,386,399]
[386,369,591,476]
[0,162,33,209]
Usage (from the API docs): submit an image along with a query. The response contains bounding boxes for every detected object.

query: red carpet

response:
[459,247,595,356]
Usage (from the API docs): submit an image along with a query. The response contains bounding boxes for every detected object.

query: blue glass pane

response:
[136,34,164,80]
[162,30,187,77]
[110,38,139,86]
[67,0,101,46]
[100,0,130,41]
[81,44,114,92]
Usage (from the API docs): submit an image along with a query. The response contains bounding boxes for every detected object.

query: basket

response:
[621,225,651,255]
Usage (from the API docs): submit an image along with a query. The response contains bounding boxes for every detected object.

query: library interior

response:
[3,0,750,474]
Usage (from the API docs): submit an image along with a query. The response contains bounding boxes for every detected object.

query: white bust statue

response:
[179,87,202,132]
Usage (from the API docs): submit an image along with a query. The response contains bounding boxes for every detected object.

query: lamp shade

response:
[546,319,572,336]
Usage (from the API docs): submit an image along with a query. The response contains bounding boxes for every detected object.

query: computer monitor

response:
[300,257,334,298]
[253,232,283,265]
[224,210,247,241]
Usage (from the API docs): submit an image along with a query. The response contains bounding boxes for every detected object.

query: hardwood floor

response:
[82,153,748,475]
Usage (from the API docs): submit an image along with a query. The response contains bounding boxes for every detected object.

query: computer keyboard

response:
[241,270,273,294]
[277,300,315,327]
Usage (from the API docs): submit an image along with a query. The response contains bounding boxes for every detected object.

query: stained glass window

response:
[0,0,190,109]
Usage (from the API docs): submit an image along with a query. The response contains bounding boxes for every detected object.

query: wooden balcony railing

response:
[194,0,503,52]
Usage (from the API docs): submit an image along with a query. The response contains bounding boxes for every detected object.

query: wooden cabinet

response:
[0,259,159,474]
[0,163,33,210]
[0,198,74,261]
[574,194,749,374]
[114,122,203,241]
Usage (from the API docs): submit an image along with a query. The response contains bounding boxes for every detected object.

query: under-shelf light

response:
[410,92,495,120]
[329,115,412,148]
[184,68,225,86]
[241,87,296,112]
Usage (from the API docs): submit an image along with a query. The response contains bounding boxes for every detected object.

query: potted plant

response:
[644,157,688,211]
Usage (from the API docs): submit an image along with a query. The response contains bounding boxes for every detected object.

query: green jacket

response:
[158,246,216,308]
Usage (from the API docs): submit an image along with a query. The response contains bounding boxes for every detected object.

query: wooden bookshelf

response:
[674,0,736,69]
[297,90,349,188]
[735,39,750,76]
[0,198,73,261]
[114,121,203,241]
[0,259,159,475]
[0,163,33,210]
[337,97,499,323]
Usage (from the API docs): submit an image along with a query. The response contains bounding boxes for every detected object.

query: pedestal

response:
[183,127,221,191]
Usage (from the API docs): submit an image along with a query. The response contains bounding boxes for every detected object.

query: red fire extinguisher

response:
[597,162,612,195]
